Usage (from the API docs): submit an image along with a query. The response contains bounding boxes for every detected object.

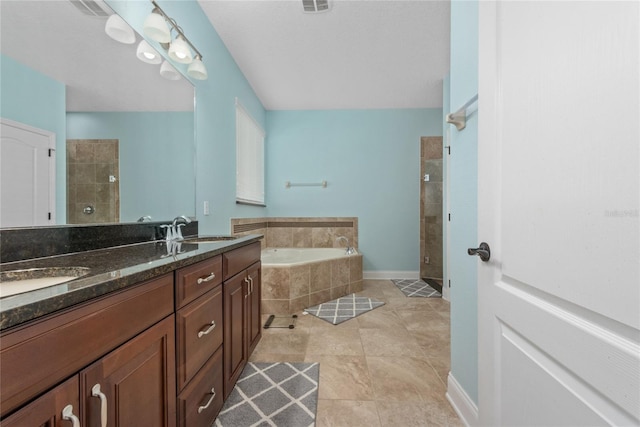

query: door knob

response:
[468,242,491,262]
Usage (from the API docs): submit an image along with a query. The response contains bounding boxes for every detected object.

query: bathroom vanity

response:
[0,234,262,427]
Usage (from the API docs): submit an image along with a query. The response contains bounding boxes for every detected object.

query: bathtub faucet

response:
[336,236,357,255]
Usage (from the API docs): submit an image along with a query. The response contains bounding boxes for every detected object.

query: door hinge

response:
[48,148,55,157]
[445,146,451,155]
[448,213,451,221]
[48,212,52,220]
[448,280,451,288]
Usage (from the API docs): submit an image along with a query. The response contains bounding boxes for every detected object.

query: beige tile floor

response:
[249,279,463,427]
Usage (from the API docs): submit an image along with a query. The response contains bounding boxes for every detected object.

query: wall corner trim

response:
[446,372,479,426]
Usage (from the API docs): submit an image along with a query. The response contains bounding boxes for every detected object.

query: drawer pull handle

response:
[197,320,216,338]
[92,383,107,427]
[197,387,216,413]
[197,272,216,284]
[248,276,254,294]
[244,277,251,295]
[62,404,81,427]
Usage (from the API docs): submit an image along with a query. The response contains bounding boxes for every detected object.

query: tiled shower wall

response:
[66,139,119,224]
[230,217,358,250]
[421,136,443,280]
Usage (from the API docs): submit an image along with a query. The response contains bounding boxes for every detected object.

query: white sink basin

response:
[0,267,90,298]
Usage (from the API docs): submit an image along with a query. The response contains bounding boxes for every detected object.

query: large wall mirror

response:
[0,1,195,227]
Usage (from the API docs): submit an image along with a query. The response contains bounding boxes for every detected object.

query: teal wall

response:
[0,54,67,222]
[448,0,479,404]
[108,0,267,233]
[265,109,442,271]
[66,112,195,222]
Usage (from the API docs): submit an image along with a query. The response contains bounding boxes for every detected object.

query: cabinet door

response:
[1,376,79,427]
[223,272,247,400]
[247,262,262,355]
[80,316,176,427]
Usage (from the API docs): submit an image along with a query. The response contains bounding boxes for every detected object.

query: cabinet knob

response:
[62,404,81,427]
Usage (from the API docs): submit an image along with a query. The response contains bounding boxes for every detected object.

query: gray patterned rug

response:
[304,293,385,325]
[391,279,442,298]
[214,362,319,427]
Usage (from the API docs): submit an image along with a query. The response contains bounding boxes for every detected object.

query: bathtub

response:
[262,248,351,266]
[260,248,363,315]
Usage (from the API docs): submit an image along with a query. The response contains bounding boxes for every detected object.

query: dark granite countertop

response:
[0,235,263,331]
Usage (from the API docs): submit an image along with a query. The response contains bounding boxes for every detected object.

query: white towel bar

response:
[285,181,327,188]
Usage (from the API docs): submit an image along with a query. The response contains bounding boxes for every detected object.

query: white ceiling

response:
[0,1,193,112]
[198,0,450,110]
[0,1,450,112]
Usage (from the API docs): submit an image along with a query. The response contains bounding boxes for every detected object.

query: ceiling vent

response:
[302,0,330,13]
[68,0,113,17]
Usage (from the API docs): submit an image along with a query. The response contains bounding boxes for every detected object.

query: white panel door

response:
[478,2,639,426]
[1,119,56,227]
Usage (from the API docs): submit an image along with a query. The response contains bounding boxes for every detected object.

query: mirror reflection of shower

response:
[66,139,120,224]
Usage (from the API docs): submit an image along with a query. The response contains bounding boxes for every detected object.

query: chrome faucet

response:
[161,216,192,242]
[172,215,192,241]
[336,236,357,255]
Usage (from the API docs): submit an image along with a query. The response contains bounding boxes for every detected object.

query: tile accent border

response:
[231,217,358,250]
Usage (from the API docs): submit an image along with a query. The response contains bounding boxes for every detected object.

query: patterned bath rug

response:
[215,362,319,427]
[391,279,442,298]
[303,293,385,325]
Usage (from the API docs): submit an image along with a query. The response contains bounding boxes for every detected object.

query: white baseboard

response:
[446,372,479,426]
[363,270,419,280]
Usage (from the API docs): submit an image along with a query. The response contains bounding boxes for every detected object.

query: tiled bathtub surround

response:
[232,217,361,314]
[262,252,363,315]
[231,217,358,250]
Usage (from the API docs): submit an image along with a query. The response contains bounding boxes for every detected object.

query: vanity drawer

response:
[175,255,222,309]
[177,346,224,427]
[176,285,223,391]
[223,242,261,280]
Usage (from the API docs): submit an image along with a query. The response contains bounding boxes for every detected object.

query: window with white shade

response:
[235,99,265,205]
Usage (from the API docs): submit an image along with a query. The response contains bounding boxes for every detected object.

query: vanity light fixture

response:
[142,0,208,80]
[160,60,181,80]
[168,35,193,64]
[187,55,208,80]
[104,13,135,44]
[142,7,171,43]
[136,40,162,64]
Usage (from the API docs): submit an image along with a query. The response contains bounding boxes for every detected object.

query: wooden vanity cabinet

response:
[0,240,262,427]
[222,243,262,400]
